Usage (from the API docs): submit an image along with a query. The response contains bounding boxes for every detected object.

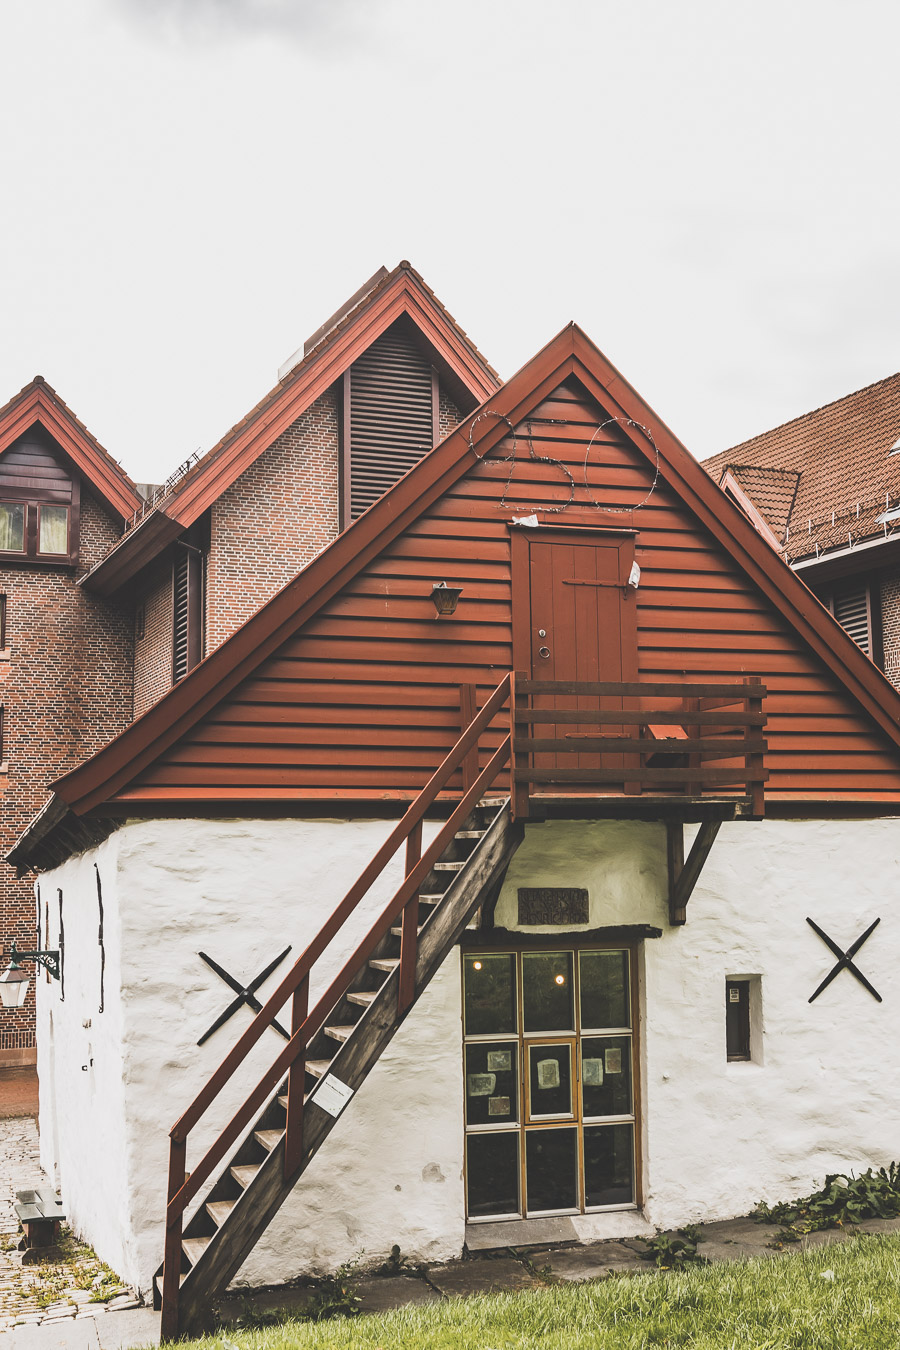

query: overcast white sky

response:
[2,0,898,485]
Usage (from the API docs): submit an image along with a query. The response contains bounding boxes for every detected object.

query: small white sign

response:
[311,1074,354,1119]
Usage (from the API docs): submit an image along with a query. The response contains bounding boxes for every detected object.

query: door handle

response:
[539,647,551,659]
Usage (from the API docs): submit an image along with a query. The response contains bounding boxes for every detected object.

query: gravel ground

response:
[0,1112,143,1334]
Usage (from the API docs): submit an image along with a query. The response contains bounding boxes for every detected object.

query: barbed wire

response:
[467,409,661,515]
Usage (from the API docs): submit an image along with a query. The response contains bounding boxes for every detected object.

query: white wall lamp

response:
[0,943,60,1009]
[431,581,463,616]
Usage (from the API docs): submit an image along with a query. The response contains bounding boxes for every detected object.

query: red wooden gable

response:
[0,378,142,523]
[34,325,900,832]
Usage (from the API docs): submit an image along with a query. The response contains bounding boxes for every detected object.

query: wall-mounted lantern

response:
[0,943,60,1009]
[431,582,463,616]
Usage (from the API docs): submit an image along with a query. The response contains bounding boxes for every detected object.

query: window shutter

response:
[347,323,436,520]
[173,550,203,682]
[832,583,871,654]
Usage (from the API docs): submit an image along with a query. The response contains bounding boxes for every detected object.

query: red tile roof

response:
[703,371,900,563]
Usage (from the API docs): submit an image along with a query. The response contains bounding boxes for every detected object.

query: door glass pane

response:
[465,1043,518,1126]
[38,505,68,554]
[528,1043,573,1119]
[580,950,629,1029]
[581,1036,632,1118]
[522,952,573,1032]
[583,1123,634,1207]
[525,1127,578,1212]
[0,504,24,552]
[466,1131,520,1218]
[464,954,516,1036]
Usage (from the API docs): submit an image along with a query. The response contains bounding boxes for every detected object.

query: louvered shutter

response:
[832,583,871,655]
[172,550,203,682]
[347,322,436,520]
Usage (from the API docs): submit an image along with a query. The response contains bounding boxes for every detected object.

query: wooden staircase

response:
[155,670,766,1338]
[157,677,520,1339]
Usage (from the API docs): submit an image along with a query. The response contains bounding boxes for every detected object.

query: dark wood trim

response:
[431,367,440,447]
[460,925,662,948]
[340,370,352,532]
[667,819,721,924]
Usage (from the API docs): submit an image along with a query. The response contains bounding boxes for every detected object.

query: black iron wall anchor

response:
[196,946,292,1046]
[806,917,882,1003]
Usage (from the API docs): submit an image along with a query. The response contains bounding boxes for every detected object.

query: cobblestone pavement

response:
[0,1118,143,1336]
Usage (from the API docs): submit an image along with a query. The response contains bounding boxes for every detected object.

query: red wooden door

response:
[513,528,638,785]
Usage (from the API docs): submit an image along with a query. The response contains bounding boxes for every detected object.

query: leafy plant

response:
[639,1225,704,1268]
[303,1256,363,1321]
[753,1163,900,1240]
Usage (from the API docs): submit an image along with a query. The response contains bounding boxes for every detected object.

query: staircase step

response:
[154,1272,188,1296]
[206,1200,236,1226]
[324,1024,355,1043]
[306,1059,331,1078]
[418,893,444,904]
[455,830,486,840]
[277,1092,311,1111]
[369,957,399,973]
[346,990,377,1008]
[434,860,466,872]
[230,1164,259,1189]
[182,1237,210,1267]
[390,925,422,938]
[253,1129,284,1152]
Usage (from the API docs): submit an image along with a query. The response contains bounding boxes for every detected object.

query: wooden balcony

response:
[508,677,767,822]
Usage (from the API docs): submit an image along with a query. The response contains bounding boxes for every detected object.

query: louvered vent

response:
[348,322,435,520]
[173,550,202,682]
[833,585,871,654]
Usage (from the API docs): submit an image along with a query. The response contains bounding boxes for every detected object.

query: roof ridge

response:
[711,369,900,463]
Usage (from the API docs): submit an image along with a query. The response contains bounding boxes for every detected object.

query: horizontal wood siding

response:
[125,378,900,803]
[0,434,74,504]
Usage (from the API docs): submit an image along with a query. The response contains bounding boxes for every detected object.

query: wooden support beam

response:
[667,819,721,925]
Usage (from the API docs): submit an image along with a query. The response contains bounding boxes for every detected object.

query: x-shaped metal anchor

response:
[806,917,882,1004]
[196,946,292,1045]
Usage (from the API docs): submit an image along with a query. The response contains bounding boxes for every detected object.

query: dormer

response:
[0,425,80,565]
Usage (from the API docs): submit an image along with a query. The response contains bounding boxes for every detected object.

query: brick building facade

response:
[0,262,497,1062]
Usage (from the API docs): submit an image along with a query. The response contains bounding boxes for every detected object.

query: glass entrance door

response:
[463,946,637,1220]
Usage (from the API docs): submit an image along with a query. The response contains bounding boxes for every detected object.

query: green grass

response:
[171,1234,900,1350]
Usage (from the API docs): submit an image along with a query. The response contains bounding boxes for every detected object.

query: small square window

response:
[38,505,69,555]
[0,504,25,552]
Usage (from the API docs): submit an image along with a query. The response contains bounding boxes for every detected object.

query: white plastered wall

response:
[37,813,900,1290]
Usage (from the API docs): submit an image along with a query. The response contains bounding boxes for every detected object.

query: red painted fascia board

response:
[167,273,499,527]
[567,327,900,755]
[50,330,579,816]
[0,387,142,521]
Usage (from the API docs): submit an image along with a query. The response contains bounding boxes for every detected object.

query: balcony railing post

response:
[745,678,766,817]
[398,820,422,1015]
[510,671,530,820]
[283,975,309,1179]
[160,1137,186,1342]
[458,683,478,791]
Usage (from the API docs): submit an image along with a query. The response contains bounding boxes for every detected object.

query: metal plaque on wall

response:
[517,887,589,926]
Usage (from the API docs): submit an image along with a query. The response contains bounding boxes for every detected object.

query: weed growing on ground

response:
[754,1162,900,1239]
[638,1224,704,1268]
[302,1257,363,1321]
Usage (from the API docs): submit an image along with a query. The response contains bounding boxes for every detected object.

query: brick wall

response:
[133,563,176,719]
[0,490,133,1061]
[438,389,463,442]
[206,389,341,652]
[879,566,900,691]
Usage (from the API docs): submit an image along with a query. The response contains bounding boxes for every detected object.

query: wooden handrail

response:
[170,673,511,1147]
[164,674,514,1247]
[166,738,512,1223]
